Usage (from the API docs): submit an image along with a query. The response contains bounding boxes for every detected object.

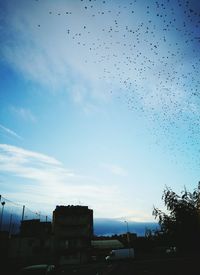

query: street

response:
[57,255,200,275]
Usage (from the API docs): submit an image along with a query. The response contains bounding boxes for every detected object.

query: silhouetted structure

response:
[9,219,53,265]
[20,219,52,237]
[0,231,9,263]
[52,205,93,264]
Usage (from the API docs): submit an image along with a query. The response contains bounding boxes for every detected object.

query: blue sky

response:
[0,0,200,221]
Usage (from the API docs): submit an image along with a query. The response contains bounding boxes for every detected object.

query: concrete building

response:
[52,205,93,264]
[8,220,53,265]
[7,205,93,265]
[20,219,52,237]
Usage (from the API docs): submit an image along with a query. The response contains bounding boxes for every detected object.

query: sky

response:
[0,0,200,222]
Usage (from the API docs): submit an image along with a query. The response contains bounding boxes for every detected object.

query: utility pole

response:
[0,201,5,231]
[9,214,13,237]
[18,205,25,259]
[21,205,25,222]
[124,221,131,258]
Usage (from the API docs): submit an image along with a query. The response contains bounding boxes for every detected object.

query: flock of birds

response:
[34,0,200,165]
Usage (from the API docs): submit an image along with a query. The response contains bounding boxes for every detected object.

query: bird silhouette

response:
[32,0,200,162]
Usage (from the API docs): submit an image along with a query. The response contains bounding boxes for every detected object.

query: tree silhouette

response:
[153,183,200,252]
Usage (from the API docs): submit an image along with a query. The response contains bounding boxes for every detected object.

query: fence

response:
[0,195,52,234]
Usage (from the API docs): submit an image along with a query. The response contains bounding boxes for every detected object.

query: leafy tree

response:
[153,183,200,252]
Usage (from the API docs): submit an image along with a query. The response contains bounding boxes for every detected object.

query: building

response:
[52,205,93,264]
[0,231,9,262]
[8,220,53,265]
[20,219,52,237]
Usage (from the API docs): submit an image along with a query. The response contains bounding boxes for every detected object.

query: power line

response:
[0,194,52,232]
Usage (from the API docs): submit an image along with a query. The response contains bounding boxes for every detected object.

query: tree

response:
[153,183,200,252]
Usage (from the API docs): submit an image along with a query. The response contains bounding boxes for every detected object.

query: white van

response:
[105,248,135,261]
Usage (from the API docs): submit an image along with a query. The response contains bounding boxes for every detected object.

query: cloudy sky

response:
[0,0,200,221]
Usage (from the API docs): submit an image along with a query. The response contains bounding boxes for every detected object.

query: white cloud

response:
[0,144,154,220]
[0,144,126,217]
[0,144,61,165]
[10,107,36,123]
[102,163,128,177]
[0,144,74,185]
[0,124,22,140]
[118,210,155,223]
[1,0,192,115]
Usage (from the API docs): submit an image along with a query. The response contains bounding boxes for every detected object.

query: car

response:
[105,248,135,261]
[19,264,56,275]
[166,246,177,254]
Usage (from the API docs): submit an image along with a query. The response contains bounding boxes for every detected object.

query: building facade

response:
[52,205,93,264]
[8,219,53,265]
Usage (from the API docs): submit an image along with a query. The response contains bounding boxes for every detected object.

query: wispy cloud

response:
[0,144,155,220]
[0,144,74,185]
[10,106,36,123]
[1,0,192,116]
[0,144,128,217]
[0,124,22,140]
[118,211,156,223]
[102,163,128,177]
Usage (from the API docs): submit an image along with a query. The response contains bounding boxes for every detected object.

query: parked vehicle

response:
[19,264,56,275]
[105,248,135,261]
[166,246,177,254]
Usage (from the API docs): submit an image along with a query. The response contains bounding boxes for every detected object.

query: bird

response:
[33,0,199,159]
